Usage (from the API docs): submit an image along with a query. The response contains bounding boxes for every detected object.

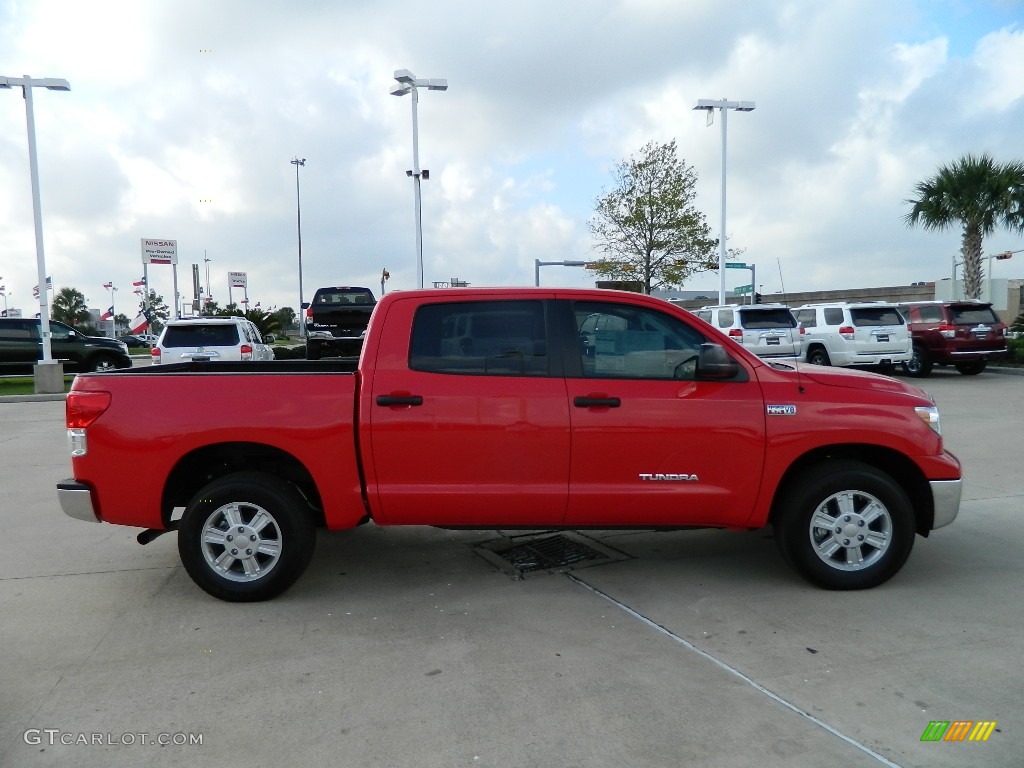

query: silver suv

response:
[794,302,911,369]
[151,317,275,364]
[693,304,802,362]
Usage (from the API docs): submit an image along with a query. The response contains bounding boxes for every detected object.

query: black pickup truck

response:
[305,286,376,359]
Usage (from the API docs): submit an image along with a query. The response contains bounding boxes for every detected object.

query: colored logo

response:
[920,721,997,742]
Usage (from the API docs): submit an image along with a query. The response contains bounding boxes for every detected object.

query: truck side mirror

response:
[697,343,741,380]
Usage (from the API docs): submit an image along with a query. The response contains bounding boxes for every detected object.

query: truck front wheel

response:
[178,472,316,601]
[774,461,915,590]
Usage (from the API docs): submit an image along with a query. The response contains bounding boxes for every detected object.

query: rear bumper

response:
[57,479,100,522]
[945,348,1008,360]
[930,478,962,529]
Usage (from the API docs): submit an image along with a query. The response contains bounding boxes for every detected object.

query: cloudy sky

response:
[1,0,1023,318]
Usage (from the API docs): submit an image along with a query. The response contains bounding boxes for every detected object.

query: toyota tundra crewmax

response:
[57,288,962,601]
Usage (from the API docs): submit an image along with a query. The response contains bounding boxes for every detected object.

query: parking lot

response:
[1,368,1021,768]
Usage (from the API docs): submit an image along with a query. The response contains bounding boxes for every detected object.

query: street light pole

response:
[291,158,306,337]
[390,69,447,289]
[693,98,755,305]
[1,74,70,377]
[203,251,212,309]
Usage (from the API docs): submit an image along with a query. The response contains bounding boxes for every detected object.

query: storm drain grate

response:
[474,532,630,579]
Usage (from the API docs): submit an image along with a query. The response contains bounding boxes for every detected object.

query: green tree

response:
[904,153,1024,299]
[1010,311,1024,334]
[242,308,282,338]
[589,140,718,294]
[113,313,130,334]
[51,286,91,326]
[273,306,297,332]
[139,290,170,333]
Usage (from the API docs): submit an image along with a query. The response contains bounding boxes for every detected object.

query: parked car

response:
[0,318,132,373]
[117,334,151,349]
[151,317,275,364]
[793,302,912,370]
[305,286,376,360]
[692,304,802,363]
[895,300,1008,377]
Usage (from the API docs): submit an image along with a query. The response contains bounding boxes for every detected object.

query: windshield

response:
[162,325,240,348]
[950,306,999,324]
[313,289,375,306]
[740,309,796,329]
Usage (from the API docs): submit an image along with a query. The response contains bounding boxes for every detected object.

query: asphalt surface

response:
[0,367,1021,767]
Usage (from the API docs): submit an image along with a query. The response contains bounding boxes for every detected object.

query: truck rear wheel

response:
[178,472,315,601]
[774,461,915,590]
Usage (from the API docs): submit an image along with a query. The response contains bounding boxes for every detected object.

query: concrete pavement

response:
[0,368,1021,767]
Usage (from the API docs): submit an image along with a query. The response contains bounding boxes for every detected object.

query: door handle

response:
[574,396,620,408]
[376,395,424,407]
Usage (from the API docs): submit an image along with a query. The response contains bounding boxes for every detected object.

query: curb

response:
[0,393,68,403]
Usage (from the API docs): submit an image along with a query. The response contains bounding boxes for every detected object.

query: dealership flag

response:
[132,277,146,287]
[100,306,114,321]
[32,276,53,298]
[129,313,149,334]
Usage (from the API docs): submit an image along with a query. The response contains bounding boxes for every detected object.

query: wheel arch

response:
[769,444,934,536]
[161,442,324,529]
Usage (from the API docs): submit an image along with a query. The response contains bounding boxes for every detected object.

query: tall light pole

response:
[1,74,70,387]
[693,98,755,305]
[390,69,447,289]
[290,157,306,336]
[203,251,212,309]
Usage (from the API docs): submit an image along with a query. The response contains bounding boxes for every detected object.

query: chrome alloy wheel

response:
[200,502,283,582]
[808,489,892,571]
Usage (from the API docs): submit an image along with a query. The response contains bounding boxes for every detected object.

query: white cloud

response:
[1,0,1022,314]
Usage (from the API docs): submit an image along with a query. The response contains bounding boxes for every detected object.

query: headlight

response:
[915,406,941,435]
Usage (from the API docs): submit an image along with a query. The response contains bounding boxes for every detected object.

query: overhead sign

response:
[141,239,177,265]
[725,262,749,269]
[228,271,247,288]
[734,284,753,294]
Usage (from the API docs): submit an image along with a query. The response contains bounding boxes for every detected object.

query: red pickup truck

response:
[58,288,962,601]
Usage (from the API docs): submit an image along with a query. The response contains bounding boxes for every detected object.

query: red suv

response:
[896,300,1008,377]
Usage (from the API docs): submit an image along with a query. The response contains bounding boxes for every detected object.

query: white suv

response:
[692,304,802,363]
[793,302,911,369]
[151,317,275,364]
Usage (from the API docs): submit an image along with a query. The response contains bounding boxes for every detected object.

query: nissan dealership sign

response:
[141,239,177,265]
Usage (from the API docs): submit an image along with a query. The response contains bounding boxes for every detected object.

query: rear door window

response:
[410,300,548,376]
[823,308,845,325]
[850,307,904,326]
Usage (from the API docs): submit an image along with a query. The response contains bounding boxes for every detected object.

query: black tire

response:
[178,471,316,602]
[773,461,915,590]
[955,361,986,376]
[901,345,932,377]
[806,347,831,366]
[90,354,120,372]
[306,342,321,361]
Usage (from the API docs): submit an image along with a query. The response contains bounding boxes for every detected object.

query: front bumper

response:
[930,478,962,529]
[57,479,100,522]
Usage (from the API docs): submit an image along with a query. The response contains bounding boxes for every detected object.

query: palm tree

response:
[51,286,91,326]
[904,154,1024,299]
